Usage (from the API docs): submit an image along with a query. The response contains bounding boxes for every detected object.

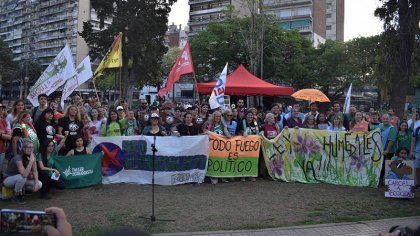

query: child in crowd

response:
[66,135,92,156]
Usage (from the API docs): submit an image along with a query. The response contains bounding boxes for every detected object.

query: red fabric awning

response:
[196,65,294,96]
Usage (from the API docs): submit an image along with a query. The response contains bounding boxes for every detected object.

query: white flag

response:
[27,44,76,106]
[209,63,228,110]
[344,83,352,114]
[60,56,93,108]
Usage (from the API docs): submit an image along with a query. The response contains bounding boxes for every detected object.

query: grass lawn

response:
[1,180,419,235]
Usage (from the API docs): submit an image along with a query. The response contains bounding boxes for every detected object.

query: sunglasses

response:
[226,115,233,117]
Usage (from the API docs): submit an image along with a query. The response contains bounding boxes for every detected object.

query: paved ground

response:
[155,216,420,236]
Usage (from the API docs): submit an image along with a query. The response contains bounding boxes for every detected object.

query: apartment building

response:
[326,0,344,42]
[0,0,112,98]
[188,0,249,35]
[263,0,344,45]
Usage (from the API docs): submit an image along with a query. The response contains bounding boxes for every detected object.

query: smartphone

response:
[0,209,56,235]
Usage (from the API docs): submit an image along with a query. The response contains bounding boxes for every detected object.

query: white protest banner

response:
[27,44,76,106]
[209,63,228,110]
[90,135,209,185]
[61,56,93,108]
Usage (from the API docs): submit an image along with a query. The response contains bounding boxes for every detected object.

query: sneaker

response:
[240,177,246,182]
[13,195,26,205]
[210,178,218,185]
[250,177,257,182]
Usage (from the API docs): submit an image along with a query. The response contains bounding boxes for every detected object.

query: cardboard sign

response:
[384,160,415,198]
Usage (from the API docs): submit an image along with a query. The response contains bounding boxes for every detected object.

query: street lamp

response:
[24,76,29,99]
[0,75,2,99]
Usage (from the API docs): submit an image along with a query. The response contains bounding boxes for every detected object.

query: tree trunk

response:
[388,0,418,118]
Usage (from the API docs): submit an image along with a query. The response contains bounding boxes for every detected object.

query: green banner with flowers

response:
[261,128,383,187]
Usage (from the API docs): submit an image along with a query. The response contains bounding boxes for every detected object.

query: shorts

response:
[414,153,420,168]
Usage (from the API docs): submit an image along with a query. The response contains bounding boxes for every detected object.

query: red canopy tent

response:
[196,64,294,96]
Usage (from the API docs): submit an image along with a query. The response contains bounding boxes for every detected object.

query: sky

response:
[168,0,384,41]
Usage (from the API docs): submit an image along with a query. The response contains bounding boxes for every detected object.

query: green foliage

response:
[374,0,419,116]
[80,0,177,98]
[190,16,383,100]
[162,47,182,76]
[0,39,18,79]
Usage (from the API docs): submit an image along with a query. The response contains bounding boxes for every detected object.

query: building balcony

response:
[188,18,224,26]
[40,0,69,9]
[293,25,311,33]
[189,0,218,5]
[190,6,227,16]
[264,0,312,8]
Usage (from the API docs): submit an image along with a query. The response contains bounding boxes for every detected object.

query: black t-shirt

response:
[35,121,57,145]
[58,117,83,150]
[177,123,200,136]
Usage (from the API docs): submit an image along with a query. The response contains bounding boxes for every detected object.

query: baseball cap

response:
[151,113,159,118]
[116,106,124,111]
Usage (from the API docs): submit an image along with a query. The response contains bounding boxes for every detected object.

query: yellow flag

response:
[93,32,123,79]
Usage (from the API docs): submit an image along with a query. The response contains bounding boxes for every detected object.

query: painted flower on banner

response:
[293,134,321,156]
[269,154,284,177]
[348,154,369,172]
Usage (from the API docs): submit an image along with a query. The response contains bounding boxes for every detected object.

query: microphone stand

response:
[150,134,157,222]
[140,134,174,232]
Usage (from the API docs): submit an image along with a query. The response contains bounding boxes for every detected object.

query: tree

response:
[375,0,420,117]
[190,21,247,81]
[162,47,182,77]
[80,0,177,100]
[0,39,18,80]
[190,16,316,87]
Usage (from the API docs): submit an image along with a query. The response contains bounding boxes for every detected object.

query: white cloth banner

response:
[344,83,352,114]
[209,63,228,110]
[27,44,76,106]
[90,135,209,185]
[61,56,93,108]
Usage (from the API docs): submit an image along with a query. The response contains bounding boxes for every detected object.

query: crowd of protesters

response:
[1,93,420,203]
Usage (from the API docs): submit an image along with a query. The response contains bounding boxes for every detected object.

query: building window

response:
[326,13,331,18]
[326,25,332,30]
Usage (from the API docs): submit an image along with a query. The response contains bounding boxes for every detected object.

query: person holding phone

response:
[37,137,67,199]
[3,139,42,204]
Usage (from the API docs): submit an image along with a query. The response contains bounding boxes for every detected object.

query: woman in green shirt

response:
[101,110,123,137]
[37,136,67,199]
[396,121,412,150]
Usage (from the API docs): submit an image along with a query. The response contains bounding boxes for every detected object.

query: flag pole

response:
[192,72,200,107]
[92,77,101,106]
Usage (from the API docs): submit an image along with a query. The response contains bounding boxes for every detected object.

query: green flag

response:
[54,152,103,189]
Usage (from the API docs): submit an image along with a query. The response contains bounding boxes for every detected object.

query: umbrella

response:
[291,89,330,103]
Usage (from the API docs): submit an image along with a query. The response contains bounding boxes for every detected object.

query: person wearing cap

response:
[0,103,12,176]
[116,105,127,132]
[142,113,166,136]
[101,110,123,137]
[34,108,58,146]
[31,93,49,124]
[116,105,125,118]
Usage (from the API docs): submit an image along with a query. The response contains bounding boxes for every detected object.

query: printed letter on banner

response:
[207,132,261,177]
